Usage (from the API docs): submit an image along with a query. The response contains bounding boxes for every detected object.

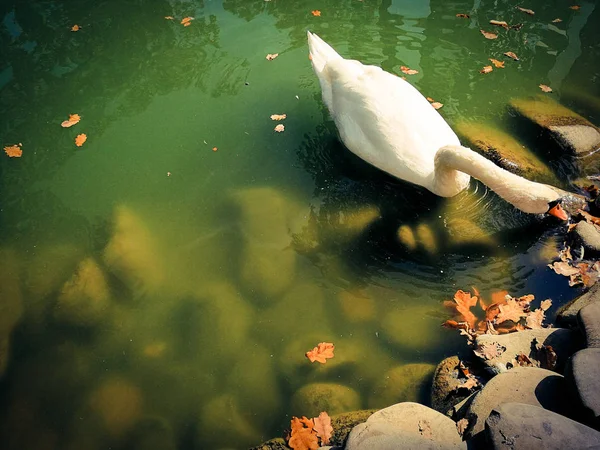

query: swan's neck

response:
[434,145,560,214]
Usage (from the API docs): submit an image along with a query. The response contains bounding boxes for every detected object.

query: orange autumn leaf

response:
[431,102,443,110]
[306,342,334,364]
[313,412,333,445]
[289,427,319,450]
[539,84,553,93]
[480,65,493,74]
[451,290,478,328]
[311,10,321,17]
[489,58,505,68]
[496,298,527,324]
[480,29,498,39]
[4,144,23,158]
[270,114,287,121]
[75,133,87,147]
[516,6,535,15]
[504,51,520,61]
[61,113,81,128]
[212,147,218,152]
[456,13,470,18]
[181,17,194,26]
[569,5,580,10]
[71,24,81,32]
[489,20,509,29]
[266,53,279,61]
[400,65,419,75]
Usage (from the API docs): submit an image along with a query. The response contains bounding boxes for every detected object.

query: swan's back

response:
[307,32,469,195]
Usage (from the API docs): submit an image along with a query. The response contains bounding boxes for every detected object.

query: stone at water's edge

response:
[485,402,600,450]
[574,221,600,253]
[430,356,472,416]
[455,121,559,184]
[463,366,571,439]
[565,348,600,429]
[474,328,582,373]
[290,383,361,418]
[557,283,600,326]
[579,302,600,348]
[346,402,465,450]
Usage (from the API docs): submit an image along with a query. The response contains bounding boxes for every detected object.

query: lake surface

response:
[1,0,598,448]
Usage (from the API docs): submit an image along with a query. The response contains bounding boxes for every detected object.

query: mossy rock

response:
[455,121,559,184]
[368,363,436,409]
[290,382,361,417]
[445,217,496,248]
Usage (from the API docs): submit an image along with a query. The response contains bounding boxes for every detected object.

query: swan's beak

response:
[548,202,568,221]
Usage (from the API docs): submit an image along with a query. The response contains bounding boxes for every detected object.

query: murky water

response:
[1,0,599,448]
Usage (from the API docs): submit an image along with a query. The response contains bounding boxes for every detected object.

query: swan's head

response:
[523,186,586,220]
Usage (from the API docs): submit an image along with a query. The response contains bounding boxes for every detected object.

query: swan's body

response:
[307,31,570,218]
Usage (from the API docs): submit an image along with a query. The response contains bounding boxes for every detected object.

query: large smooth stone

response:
[574,221,600,253]
[485,402,600,449]
[565,348,600,428]
[290,383,361,418]
[464,367,570,438]
[368,364,435,409]
[475,328,581,372]
[579,302,600,347]
[557,283,600,326]
[346,402,465,450]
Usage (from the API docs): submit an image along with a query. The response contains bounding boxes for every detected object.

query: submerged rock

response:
[290,382,361,417]
[485,402,600,450]
[127,416,177,450]
[346,402,465,450]
[0,248,23,378]
[456,121,558,184]
[336,290,377,323]
[380,305,446,352]
[445,217,495,248]
[54,258,111,326]
[368,363,435,409]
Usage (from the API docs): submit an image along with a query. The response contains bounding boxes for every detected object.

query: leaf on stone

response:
[490,20,509,29]
[504,51,520,60]
[548,261,580,276]
[537,345,557,370]
[496,298,527,324]
[61,113,81,128]
[306,342,334,364]
[480,30,498,39]
[4,143,23,158]
[456,13,470,18]
[270,114,287,121]
[480,65,493,74]
[473,342,506,360]
[418,420,433,439]
[516,6,535,15]
[274,124,285,132]
[266,53,279,61]
[312,412,333,445]
[578,209,600,225]
[75,133,87,147]
[489,58,505,68]
[456,418,469,437]
[288,420,319,450]
[400,66,419,75]
[552,18,562,23]
[525,308,545,329]
[516,352,535,366]
[539,84,553,93]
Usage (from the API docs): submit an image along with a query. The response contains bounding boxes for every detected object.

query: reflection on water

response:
[1,0,598,448]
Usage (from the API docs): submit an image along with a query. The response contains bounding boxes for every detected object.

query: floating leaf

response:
[569,5,580,10]
[456,13,470,18]
[274,124,285,132]
[480,65,493,74]
[266,53,279,61]
[504,51,520,60]
[480,30,498,39]
[212,147,218,152]
[71,24,81,32]
[540,299,552,311]
[490,20,509,29]
[431,102,443,110]
[548,261,581,276]
[450,290,479,328]
[539,84,553,93]
[313,412,333,445]
[165,16,174,20]
[181,17,194,26]
[516,6,535,15]
[4,144,22,158]
[489,58,505,68]
[552,18,562,23]
[496,298,528,324]
[75,133,87,147]
[400,65,419,75]
[306,342,334,364]
[61,113,81,128]
[270,114,287,121]
[311,10,321,17]
[288,417,319,450]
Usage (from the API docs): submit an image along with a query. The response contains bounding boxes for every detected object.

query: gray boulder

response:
[346,402,465,450]
[557,283,600,326]
[485,402,600,449]
[464,367,570,439]
[574,221,600,253]
[565,348,600,429]
[578,302,600,348]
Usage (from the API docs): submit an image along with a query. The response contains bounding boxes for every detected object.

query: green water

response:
[1,0,599,448]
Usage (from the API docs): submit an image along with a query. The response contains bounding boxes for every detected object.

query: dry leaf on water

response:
[266,53,279,61]
[540,299,552,311]
[552,18,562,23]
[480,65,493,74]
[212,147,218,152]
[569,5,580,10]
[473,342,506,360]
[61,113,81,128]
[539,84,553,92]
[181,17,194,26]
[447,290,479,328]
[516,6,535,15]
[165,16,174,20]
[480,30,498,39]
[306,342,335,364]
[489,58,505,68]
[288,418,319,450]
[548,261,580,276]
[504,51,520,60]
[4,144,23,158]
[75,133,87,147]
[71,24,81,32]
[496,298,528,324]
[400,66,419,75]
[311,10,321,17]
[313,412,333,445]
[456,13,470,18]
[431,102,443,110]
[274,124,285,132]
[490,20,509,29]
[270,114,287,121]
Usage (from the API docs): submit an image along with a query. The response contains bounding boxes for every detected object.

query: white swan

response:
[307,31,570,220]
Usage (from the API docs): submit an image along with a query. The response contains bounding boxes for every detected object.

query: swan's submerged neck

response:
[434,145,562,214]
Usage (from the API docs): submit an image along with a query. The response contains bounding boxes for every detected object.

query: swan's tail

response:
[307,31,342,112]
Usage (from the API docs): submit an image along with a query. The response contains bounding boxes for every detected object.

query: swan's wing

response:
[325,58,461,189]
